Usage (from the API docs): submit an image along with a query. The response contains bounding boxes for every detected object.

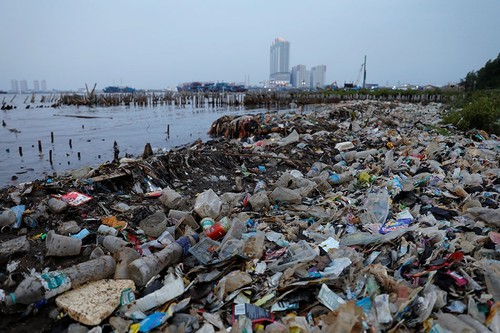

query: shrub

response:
[443,92,500,135]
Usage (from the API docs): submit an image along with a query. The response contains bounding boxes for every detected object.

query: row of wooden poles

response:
[17,132,81,166]
[56,92,247,108]
[6,91,446,109]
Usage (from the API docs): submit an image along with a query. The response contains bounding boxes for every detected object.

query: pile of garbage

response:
[0,100,499,333]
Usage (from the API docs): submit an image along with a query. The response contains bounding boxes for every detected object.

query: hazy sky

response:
[1,0,499,91]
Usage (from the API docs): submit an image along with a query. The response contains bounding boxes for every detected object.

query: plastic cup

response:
[114,247,141,279]
[45,230,82,256]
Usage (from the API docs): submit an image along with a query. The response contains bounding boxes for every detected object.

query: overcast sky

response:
[1,0,499,91]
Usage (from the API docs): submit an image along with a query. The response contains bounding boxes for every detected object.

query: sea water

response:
[0,93,290,186]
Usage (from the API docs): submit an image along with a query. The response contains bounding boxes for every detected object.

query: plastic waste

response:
[188,237,221,264]
[45,230,82,256]
[159,187,182,209]
[0,235,30,263]
[268,240,317,273]
[328,172,353,185]
[364,188,390,225]
[306,162,328,178]
[47,198,68,213]
[204,217,231,240]
[139,211,168,238]
[10,205,25,228]
[0,209,16,227]
[254,179,267,194]
[127,234,198,286]
[270,187,302,204]
[114,247,141,280]
[194,189,222,219]
[3,255,116,306]
[97,224,119,237]
[102,235,130,254]
[120,272,185,316]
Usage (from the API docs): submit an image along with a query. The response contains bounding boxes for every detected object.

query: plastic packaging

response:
[374,294,392,324]
[127,234,199,286]
[254,180,267,194]
[194,189,222,218]
[188,237,221,264]
[364,188,390,225]
[4,255,116,306]
[267,240,317,273]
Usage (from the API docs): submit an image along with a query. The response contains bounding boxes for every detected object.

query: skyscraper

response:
[291,65,310,88]
[20,80,28,93]
[270,38,290,84]
[310,65,327,89]
[41,80,47,91]
[10,80,19,93]
[34,80,40,92]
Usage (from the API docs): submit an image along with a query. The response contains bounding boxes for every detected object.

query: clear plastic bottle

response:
[3,255,116,306]
[127,234,199,287]
[328,172,353,185]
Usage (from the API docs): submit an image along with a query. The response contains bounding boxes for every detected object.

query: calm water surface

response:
[0,94,291,186]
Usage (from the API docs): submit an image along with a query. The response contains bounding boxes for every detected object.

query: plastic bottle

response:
[254,180,267,194]
[127,234,199,287]
[334,149,377,163]
[328,172,353,185]
[120,273,185,316]
[331,161,347,173]
[0,209,16,227]
[3,255,116,306]
[97,224,119,237]
[306,162,327,178]
[204,217,231,240]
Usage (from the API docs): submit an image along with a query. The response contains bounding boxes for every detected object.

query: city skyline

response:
[1,0,499,91]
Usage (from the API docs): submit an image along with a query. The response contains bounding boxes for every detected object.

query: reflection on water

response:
[0,94,292,186]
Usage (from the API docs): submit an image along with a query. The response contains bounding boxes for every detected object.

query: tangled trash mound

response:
[0,100,499,332]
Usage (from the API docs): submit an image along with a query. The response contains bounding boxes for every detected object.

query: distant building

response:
[10,79,19,93]
[20,80,28,93]
[34,80,40,92]
[270,38,290,84]
[310,65,326,89]
[41,80,47,91]
[291,65,310,88]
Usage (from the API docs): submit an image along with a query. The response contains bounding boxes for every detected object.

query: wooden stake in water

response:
[49,150,53,165]
[51,132,54,143]
[77,152,81,160]
[69,139,72,149]
[18,147,23,157]
[38,140,42,154]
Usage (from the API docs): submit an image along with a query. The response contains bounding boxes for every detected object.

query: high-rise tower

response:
[270,38,290,84]
[310,65,327,89]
